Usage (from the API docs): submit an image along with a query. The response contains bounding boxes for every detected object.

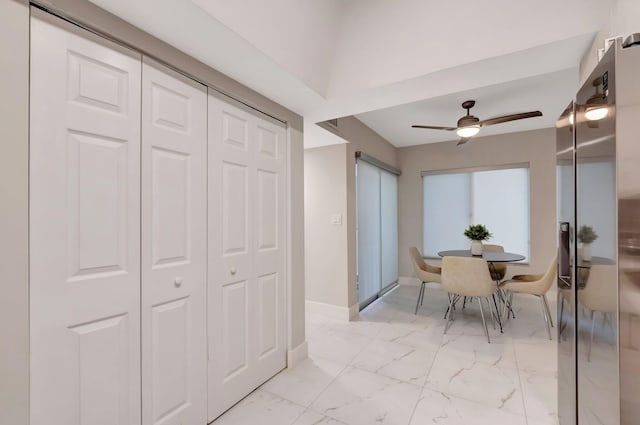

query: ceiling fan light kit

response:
[412,99,543,145]
[456,126,480,138]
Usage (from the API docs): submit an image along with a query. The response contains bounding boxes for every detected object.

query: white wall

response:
[397,128,557,278]
[330,0,614,97]
[0,1,29,424]
[304,117,398,313]
[580,0,640,83]
[304,144,350,309]
[191,0,343,97]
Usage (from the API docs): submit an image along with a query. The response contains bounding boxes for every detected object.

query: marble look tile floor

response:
[212,283,558,425]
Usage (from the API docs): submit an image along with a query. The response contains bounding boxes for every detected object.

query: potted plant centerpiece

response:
[464,224,492,255]
[578,225,598,261]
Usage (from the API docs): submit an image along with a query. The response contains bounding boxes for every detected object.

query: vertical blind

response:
[422,166,530,258]
[357,160,399,306]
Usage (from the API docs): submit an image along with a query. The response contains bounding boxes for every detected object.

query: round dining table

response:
[437,250,526,263]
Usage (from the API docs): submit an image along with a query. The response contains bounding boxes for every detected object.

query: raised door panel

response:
[30,15,141,425]
[141,58,207,425]
[67,131,129,280]
[151,148,190,267]
[70,315,130,425]
[151,298,189,423]
[222,280,250,379]
[222,161,249,256]
[256,169,278,252]
[257,273,278,359]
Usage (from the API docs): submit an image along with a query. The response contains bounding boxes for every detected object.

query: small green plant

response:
[578,225,598,244]
[464,224,493,241]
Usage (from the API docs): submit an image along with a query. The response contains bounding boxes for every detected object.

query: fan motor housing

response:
[457,115,480,127]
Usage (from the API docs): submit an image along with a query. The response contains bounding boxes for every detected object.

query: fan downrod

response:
[461,100,475,113]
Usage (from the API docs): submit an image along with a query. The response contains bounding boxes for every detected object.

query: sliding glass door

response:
[356,158,399,308]
[380,170,398,290]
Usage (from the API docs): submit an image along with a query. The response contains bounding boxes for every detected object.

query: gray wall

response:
[304,117,397,310]
[397,128,557,278]
[288,127,306,349]
[0,1,30,424]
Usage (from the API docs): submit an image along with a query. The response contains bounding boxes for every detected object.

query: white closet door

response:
[141,58,207,425]
[30,16,142,425]
[207,94,287,420]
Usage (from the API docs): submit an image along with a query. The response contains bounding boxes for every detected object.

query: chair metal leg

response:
[463,296,467,309]
[539,295,552,340]
[415,282,425,315]
[479,297,490,343]
[483,297,496,330]
[444,294,455,334]
[444,293,451,319]
[542,294,554,327]
[501,291,516,320]
[588,309,595,362]
[445,294,460,319]
[492,294,503,333]
[499,289,509,319]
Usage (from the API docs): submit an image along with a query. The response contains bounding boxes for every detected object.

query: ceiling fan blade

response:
[476,111,542,127]
[457,137,471,146]
[411,124,456,131]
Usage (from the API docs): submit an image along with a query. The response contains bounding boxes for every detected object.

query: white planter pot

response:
[470,240,483,256]
[582,243,592,261]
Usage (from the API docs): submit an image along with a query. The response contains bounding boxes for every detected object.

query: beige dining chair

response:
[483,244,507,281]
[499,257,557,340]
[579,264,617,361]
[441,256,498,343]
[409,247,442,314]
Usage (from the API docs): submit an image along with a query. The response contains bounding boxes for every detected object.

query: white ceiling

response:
[89,0,615,148]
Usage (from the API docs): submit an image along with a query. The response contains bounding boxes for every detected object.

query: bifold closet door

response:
[141,59,207,425]
[30,15,142,425]
[207,94,287,420]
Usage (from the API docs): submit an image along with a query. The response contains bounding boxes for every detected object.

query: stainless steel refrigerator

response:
[557,35,640,425]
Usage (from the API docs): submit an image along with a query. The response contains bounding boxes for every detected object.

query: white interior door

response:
[141,58,208,425]
[30,15,142,425]
[207,94,287,421]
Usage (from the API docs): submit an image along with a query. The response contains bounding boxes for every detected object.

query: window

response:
[422,165,530,259]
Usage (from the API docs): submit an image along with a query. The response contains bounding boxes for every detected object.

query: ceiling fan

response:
[411,100,543,145]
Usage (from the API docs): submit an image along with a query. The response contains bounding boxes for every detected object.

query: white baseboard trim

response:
[287,341,308,368]
[306,300,359,321]
[349,303,360,320]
